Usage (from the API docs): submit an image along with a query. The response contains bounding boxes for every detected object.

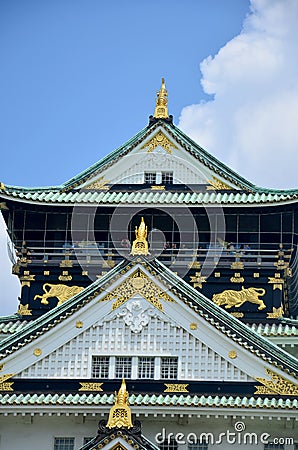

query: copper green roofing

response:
[0,393,297,409]
[0,257,297,378]
[2,121,298,205]
[0,319,29,335]
[248,322,298,337]
[2,187,298,206]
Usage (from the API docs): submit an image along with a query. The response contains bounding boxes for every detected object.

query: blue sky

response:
[0,0,249,187]
[1,0,298,315]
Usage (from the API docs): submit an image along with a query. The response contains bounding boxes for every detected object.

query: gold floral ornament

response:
[107,379,132,429]
[33,348,42,356]
[228,350,237,359]
[255,369,298,396]
[130,217,149,256]
[154,77,169,119]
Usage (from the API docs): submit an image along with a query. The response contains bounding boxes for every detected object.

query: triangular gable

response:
[0,258,297,397]
[16,294,252,382]
[69,121,243,191]
[2,120,298,204]
[59,120,298,194]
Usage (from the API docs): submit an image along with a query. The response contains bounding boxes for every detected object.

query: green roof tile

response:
[0,393,296,409]
[2,187,298,206]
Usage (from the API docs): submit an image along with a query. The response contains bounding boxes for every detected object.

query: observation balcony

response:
[11,240,293,270]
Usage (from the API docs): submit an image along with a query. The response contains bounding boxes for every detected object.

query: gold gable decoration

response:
[85,176,110,190]
[255,369,298,396]
[101,269,175,311]
[141,131,178,154]
[154,77,169,119]
[207,176,232,190]
[130,217,149,256]
[107,379,132,429]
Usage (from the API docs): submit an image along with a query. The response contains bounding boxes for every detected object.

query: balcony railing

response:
[13,240,293,269]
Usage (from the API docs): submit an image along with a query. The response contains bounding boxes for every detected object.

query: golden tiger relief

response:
[34,283,84,306]
[212,286,266,310]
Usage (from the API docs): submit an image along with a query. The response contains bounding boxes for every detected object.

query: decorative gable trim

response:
[102,268,175,312]
[255,369,298,395]
[141,131,178,154]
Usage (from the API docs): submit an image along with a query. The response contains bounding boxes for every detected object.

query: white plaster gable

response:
[1,263,295,388]
[79,126,238,189]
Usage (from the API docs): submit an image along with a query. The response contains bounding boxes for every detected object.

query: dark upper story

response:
[2,201,297,269]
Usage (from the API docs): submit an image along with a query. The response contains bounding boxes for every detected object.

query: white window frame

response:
[161,171,174,184]
[138,356,155,379]
[90,355,178,380]
[91,355,109,378]
[54,437,75,450]
[160,356,178,379]
[115,356,133,379]
[144,172,157,184]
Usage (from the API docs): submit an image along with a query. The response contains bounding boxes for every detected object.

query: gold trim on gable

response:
[255,369,298,396]
[101,269,175,311]
[85,176,110,190]
[207,176,232,190]
[141,131,178,154]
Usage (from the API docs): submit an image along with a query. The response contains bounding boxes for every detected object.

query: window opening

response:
[115,356,132,378]
[160,357,178,379]
[91,356,109,378]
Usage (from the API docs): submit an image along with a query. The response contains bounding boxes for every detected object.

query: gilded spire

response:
[130,217,149,256]
[154,78,169,119]
[107,379,132,429]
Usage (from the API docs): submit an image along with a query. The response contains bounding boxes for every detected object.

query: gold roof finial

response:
[107,379,132,429]
[130,217,149,256]
[154,78,169,119]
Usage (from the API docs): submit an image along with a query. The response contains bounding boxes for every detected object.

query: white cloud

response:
[178,0,298,189]
[0,214,20,316]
